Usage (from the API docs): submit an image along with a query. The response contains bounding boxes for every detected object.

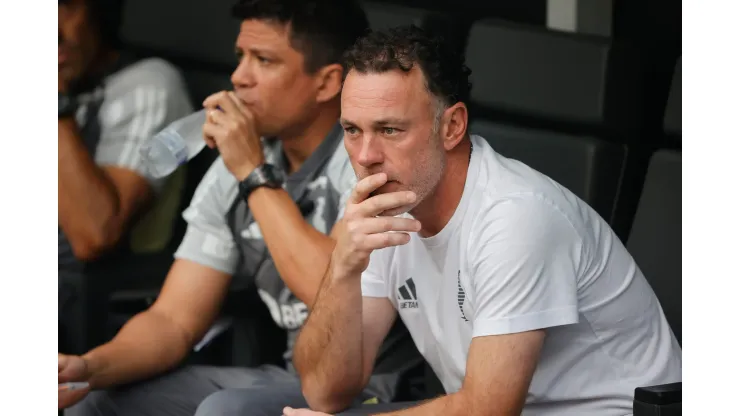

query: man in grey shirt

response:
[58,0,193,353]
[58,1,421,415]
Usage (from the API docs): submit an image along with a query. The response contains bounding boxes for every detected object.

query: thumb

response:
[283,407,295,415]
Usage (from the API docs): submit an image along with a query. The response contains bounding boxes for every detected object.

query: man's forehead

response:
[342,68,429,112]
[236,19,291,50]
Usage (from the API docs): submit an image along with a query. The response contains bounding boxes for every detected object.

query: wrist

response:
[80,352,100,388]
[234,158,264,182]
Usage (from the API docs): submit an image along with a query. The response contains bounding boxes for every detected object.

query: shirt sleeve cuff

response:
[361,274,388,298]
[174,227,239,275]
[472,305,579,338]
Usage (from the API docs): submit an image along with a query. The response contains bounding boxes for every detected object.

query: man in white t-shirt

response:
[287,25,681,416]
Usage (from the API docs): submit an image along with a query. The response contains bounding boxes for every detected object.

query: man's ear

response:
[315,63,344,104]
[440,102,468,151]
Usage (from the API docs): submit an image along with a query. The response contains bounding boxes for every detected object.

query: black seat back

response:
[626,150,681,343]
[466,19,611,129]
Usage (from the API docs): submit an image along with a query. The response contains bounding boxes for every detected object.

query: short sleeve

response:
[94,59,193,191]
[174,158,240,274]
[467,195,582,338]
[361,249,391,299]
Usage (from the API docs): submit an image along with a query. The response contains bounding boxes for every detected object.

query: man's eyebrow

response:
[234,46,278,56]
[339,118,356,126]
[372,118,408,127]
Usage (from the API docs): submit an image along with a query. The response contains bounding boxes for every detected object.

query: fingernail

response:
[408,192,417,201]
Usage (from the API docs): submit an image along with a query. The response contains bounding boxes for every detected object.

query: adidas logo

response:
[457,270,469,322]
[397,277,419,309]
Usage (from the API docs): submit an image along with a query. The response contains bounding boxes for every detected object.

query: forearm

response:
[82,309,192,389]
[248,186,336,305]
[374,393,468,416]
[58,119,125,257]
[294,268,365,412]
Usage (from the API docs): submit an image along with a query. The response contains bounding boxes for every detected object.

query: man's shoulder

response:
[105,57,188,95]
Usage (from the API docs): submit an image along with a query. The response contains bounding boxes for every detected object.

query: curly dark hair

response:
[232,0,369,73]
[343,25,472,107]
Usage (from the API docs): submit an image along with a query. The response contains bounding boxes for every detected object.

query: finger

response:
[354,217,421,235]
[206,108,232,127]
[283,407,295,416]
[210,91,241,116]
[227,92,258,131]
[202,91,229,109]
[348,173,388,205]
[356,191,416,217]
[203,122,227,146]
[227,92,250,118]
[58,388,89,410]
[361,231,412,250]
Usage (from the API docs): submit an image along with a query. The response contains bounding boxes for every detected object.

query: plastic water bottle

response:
[140,110,208,178]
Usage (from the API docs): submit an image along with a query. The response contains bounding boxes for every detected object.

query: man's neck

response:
[412,138,472,237]
[279,103,340,174]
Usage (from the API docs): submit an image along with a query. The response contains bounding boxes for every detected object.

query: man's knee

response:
[195,385,306,416]
[65,390,116,416]
[195,389,254,416]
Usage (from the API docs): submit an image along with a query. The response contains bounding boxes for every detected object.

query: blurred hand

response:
[331,173,421,278]
[202,91,265,181]
[58,354,91,409]
[283,407,333,416]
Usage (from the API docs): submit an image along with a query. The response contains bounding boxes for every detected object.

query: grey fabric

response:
[626,150,681,343]
[194,384,308,416]
[469,120,625,223]
[663,57,682,137]
[66,364,295,416]
[466,19,610,125]
[225,125,348,365]
[195,388,420,416]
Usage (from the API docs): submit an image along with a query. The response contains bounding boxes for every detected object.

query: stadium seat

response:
[465,19,624,224]
[465,19,611,128]
[361,1,427,31]
[663,58,682,140]
[626,149,682,344]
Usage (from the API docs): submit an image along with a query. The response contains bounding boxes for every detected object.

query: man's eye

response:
[344,127,358,135]
[382,127,397,135]
[257,56,271,64]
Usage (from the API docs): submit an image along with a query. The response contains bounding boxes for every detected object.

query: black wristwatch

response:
[58,92,79,119]
[239,164,286,201]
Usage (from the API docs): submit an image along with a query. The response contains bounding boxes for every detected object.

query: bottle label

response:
[158,130,190,165]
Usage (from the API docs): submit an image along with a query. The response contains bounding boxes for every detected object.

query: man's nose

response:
[231,58,256,89]
[357,136,384,168]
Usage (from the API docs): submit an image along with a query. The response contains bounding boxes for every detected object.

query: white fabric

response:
[361,134,681,415]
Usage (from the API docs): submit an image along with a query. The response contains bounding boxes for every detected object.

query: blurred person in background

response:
[58,0,193,353]
[58,1,421,415]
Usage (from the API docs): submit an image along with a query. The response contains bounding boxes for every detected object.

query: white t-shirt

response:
[361,134,681,415]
